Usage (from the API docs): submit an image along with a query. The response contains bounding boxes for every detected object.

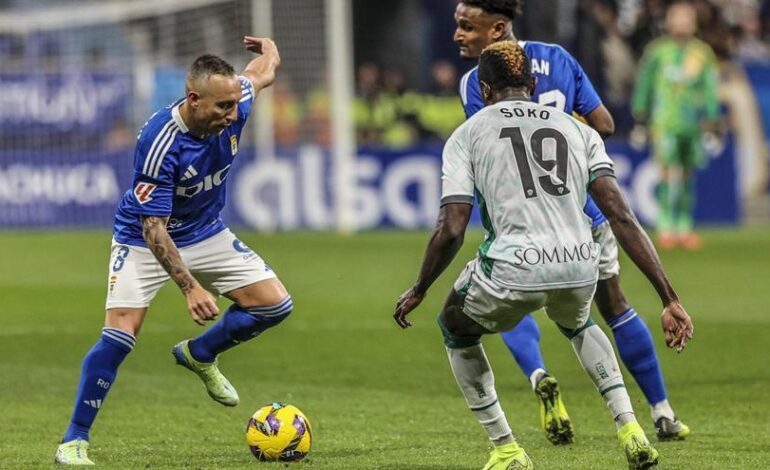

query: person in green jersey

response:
[631,0,720,250]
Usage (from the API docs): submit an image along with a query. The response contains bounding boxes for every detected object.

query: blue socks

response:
[189,297,293,363]
[62,298,293,443]
[608,308,667,406]
[500,314,546,384]
[63,327,135,443]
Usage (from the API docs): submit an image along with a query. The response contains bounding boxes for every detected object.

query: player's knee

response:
[556,317,596,339]
[437,314,480,349]
[594,275,630,321]
[245,295,293,324]
[226,296,294,341]
[105,308,146,337]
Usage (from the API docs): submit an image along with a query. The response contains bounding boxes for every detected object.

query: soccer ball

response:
[246,402,312,461]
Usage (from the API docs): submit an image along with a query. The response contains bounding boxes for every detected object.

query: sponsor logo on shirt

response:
[513,242,598,266]
[179,165,198,182]
[133,182,156,204]
[176,164,231,198]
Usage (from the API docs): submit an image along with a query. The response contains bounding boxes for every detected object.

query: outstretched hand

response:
[661,301,694,353]
[394,287,425,329]
[243,36,277,56]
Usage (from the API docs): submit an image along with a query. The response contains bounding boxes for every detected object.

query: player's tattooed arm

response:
[141,215,196,293]
[241,36,281,93]
[140,215,220,325]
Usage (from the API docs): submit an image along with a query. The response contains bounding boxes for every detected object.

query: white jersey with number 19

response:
[441,98,615,291]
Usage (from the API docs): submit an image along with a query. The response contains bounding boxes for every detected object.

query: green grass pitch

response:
[1,228,769,469]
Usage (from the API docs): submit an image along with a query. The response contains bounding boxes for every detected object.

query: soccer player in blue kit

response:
[453,0,689,444]
[55,37,284,465]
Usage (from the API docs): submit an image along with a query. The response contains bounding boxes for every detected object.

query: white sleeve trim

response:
[238,75,255,101]
[459,68,475,106]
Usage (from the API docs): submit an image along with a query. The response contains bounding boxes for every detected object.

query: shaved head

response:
[186,54,237,93]
[181,54,241,137]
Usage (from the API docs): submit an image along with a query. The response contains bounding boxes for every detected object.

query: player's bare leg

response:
[439,291,533,470]
[174,278,293,406]
[595,277,690,440]
[56,308,146,465]
[105,307,149,336]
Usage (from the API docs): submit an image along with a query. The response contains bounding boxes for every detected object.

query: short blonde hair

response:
[478,41,531,92]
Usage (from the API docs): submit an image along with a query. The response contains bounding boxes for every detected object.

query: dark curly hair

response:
[459,0,524,21]
[478,41,532,92]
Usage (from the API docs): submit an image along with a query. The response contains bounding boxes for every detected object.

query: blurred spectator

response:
[693,0,732,59]
[593,0,637,132]
[357,62,381,98]
[351,61,466,148]
[273,80,303,148]
[379,69,420,148]
[631,1,721,249]
[735,9,770,61]
[628,0,667,56]
[305,72,332,148]
[353,62,385,146]
[417,60,466,141]
[429,60,458,96]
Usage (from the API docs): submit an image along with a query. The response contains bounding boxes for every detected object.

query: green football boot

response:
[172,340,239,407]
[481,442,533,470]
[54,439,94,466]
[535,374,575,445]
[655,416,691,441]
[618,421,659,470]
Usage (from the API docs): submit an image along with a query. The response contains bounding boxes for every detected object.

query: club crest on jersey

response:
[230,135,238,155]
[133,182,157,204]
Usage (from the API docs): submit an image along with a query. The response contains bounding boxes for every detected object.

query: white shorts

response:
[105,228,277,309]
[593,221,620,281]
[453,258,596,333]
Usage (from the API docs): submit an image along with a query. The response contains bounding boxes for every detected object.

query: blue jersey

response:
[113,76,255,247]
[459,41,607,228]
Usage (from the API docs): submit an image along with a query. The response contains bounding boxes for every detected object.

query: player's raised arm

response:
[588,174,693,352]
[240,36,281,94]
[140,215,219,326]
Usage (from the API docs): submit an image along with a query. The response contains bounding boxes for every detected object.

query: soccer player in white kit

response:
[55,38,286,465]
[394,41,693,470]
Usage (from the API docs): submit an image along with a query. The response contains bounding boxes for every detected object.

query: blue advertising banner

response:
[0,150,132,227]
[221,140,739,230]
[0,73,131,136]
[0,140,738,229]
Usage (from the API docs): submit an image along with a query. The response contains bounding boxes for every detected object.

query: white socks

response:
[651,399,675,422]
[446,344,514,444]
[570,324,636,429]
[528,368,547,392]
